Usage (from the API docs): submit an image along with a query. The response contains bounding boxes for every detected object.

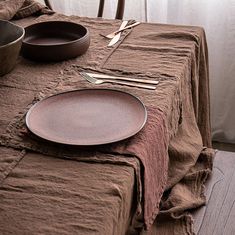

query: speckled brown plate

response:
[26,89,147,146]
[21,21,90,61]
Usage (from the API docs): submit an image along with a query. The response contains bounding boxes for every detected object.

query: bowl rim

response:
[22,20,90,47]
[0,20,25,49]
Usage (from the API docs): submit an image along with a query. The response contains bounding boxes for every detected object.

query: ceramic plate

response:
[26,89,147,145]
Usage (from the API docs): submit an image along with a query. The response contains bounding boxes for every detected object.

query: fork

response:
[80,72,156,90]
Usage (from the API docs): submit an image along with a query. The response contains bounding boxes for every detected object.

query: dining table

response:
[0,3,214,235]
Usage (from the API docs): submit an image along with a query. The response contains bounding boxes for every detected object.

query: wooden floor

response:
[193,150,235,235]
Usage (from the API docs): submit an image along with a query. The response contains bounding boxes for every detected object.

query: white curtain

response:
[40,0,235,144]
[144,0,235,144]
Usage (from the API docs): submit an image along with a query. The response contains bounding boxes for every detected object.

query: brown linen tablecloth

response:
[0,10,214,235]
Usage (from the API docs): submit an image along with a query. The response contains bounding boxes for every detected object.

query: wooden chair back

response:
[44,0,125,19]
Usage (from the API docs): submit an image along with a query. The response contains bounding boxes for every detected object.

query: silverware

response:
[104,22,140,39]
[80,72,156,90]
[86,72,159,85]
[108,20,128,47]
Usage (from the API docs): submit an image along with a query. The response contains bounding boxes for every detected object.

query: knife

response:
[108,20,129,47]
[86,72,159,85]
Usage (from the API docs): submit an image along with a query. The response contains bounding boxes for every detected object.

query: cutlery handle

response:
[87,73,159,85]
[105,79,156,90]
[115,77,159,85]
[119,20,129,30]
[114,22,140,35]
[106,22,140,38]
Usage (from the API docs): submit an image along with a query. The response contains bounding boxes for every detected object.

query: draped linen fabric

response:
[144,0,235,144]
[41,0,235,144]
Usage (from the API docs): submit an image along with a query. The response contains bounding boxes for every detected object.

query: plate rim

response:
[25,88,147,146]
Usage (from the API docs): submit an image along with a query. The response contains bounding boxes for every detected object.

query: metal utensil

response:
[86,72,159,85]
[105,22,140,39]
[80,72,156,90]
[108,20,128,47]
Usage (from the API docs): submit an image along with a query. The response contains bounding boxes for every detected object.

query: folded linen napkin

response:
[0,0,53,20]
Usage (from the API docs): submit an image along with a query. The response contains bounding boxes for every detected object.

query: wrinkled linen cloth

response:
[0,0,53,20]
[1,105,169,232]
[0,11,214,235]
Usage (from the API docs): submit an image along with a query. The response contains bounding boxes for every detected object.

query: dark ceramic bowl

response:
[0,20,25,76]
[21,21,90,62]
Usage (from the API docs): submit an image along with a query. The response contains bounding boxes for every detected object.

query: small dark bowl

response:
[21,21,90,62]
[0,20,25,76]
